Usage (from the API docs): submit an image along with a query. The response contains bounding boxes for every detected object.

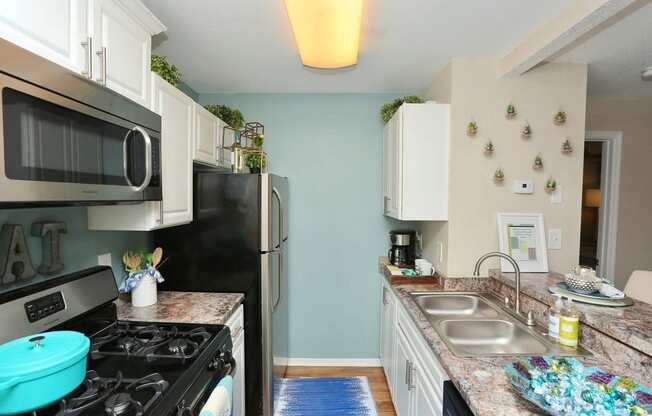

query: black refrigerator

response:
[154,171,289,416]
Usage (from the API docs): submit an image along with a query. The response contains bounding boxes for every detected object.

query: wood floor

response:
[285,366,397,416]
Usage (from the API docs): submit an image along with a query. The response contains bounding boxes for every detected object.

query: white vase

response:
[131,277,157,307]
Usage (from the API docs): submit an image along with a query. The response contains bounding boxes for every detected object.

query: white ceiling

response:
[554,1,652,98]
[144,0,570,94]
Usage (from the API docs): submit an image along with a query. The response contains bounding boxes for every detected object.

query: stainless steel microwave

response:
[0,39,161,207]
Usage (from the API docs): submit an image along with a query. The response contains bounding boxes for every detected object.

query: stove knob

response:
[208,357,224,371]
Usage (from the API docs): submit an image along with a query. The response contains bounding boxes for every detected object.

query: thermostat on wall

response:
[512,180,534,194]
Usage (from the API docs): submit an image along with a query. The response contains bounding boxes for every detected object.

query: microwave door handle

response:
[123,126,153,192]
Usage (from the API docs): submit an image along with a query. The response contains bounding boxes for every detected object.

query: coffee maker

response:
[388,230,417,267]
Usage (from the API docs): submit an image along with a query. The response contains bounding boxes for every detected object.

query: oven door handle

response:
[123,126,153,192]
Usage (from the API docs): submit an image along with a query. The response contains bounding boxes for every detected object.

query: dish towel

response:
[199,375,233,416]
[599,283,625,299]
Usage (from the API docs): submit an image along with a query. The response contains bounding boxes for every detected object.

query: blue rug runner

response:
[275,376,378,416]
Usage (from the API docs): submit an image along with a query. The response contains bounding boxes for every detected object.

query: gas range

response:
[0,267,235,416]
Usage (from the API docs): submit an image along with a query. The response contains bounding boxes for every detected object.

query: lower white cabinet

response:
[226,305,245,416]
[87,73,193,231]
[380,277,448,416]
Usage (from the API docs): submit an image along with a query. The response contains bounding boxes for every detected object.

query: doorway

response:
[583,131,622,282]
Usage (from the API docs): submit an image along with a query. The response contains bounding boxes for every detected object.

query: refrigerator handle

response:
[272,187,283,311]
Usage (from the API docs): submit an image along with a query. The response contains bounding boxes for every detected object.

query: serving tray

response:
[549,283,634,307]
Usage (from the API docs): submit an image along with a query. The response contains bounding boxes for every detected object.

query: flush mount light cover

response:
[284,0,363,69]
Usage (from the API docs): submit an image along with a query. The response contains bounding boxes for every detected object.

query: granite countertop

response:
[380,263,649,415]
[115,291,244,325]
[490,270,652,357]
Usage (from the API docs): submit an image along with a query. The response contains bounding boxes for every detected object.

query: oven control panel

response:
[24,292,65,323]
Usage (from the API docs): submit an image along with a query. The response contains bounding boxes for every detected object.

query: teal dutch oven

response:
[0,331,90,415]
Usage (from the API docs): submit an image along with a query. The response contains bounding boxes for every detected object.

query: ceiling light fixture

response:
[284,0,363,69]
[642,65,652,81]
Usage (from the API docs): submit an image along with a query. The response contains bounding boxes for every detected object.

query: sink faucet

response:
[473,252,533,325]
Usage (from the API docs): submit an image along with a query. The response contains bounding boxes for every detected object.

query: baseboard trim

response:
[285,358,382,367]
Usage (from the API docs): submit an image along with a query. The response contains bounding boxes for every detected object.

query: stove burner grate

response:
[53,371,168,416]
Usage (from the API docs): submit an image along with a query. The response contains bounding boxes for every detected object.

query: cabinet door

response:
[193,104,219,166]
[0,0,86,73]
[232,331,246,416]
[380,285,396,397]
[394,326,413,416]
[152,74,193,226]
[413,364,442,416]
[391,111,402,216]
[90,0,151,106]
[382,121,391,214]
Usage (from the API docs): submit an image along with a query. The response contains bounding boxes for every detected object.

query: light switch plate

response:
[548,229,562,250]
[512,180,534,194]
[98,253,112,267]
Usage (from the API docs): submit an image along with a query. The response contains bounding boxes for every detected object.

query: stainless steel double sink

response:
[411,292,591,358]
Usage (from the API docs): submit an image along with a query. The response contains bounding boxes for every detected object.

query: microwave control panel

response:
[25,292,65,323]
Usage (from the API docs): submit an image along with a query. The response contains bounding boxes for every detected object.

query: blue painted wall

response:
[0,207,149,291]
[200,93,403,359]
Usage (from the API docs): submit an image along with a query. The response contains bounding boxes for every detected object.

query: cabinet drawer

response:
[226,304,244,340]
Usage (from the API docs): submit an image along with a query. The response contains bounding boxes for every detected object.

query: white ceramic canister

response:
[131,277,157,307]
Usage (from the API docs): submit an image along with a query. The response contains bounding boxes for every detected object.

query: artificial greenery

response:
[151,55,181,86]
[253,134,264,148]
[380,96,425,123]
[246,153,266,171]
[204,104,245,129]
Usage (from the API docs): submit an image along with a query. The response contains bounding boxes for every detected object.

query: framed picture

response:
[497,213,549,273]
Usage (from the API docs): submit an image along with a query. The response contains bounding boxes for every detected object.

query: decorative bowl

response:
[565,273,604,295]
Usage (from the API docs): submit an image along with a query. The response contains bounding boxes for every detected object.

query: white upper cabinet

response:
[0,0,165,107]
[88,0,165,106]
[383,103,450,221]
[0,0,88,73]
[193,104,220,166]
[87,73,194,231]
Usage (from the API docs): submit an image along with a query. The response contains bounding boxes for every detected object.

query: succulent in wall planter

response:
[521,123,532,139]
[253,134,264,148]
[554,110,567,125]
[151,55,181,86]
[494,168,505,183]
[484,140,495,155]
[204,104,245,130]
[506,103,517,119]
[545,178,557,193]
[533,154,544,170]
[380,96,425,124]
[562,139,574,154]
[467,121,478,137]
[246,153,266,173]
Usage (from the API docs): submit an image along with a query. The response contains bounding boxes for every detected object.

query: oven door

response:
[0,72,161,206]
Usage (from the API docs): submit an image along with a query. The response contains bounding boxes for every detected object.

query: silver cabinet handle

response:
[408,363,416,391]
[122,126,152,192]
[382,287,388,305]
[81,37,92,78]
[272,187,283,311]
[96,46,107,85]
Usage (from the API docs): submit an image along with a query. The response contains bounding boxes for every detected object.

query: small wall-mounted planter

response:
[467,121,478,137]
[554,110,567,126]
[533,155,544,170]
[494,169,505,183]
[521,123,532,139]
[484,140,495,155]
[506,103,517,120]
[562,139,573,154]
[545,178,557,193]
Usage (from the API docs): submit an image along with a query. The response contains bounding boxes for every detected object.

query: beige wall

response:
[421,58,588,276]
[586,97,652,289]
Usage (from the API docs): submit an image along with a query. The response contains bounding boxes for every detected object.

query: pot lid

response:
[0,331,89,381]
